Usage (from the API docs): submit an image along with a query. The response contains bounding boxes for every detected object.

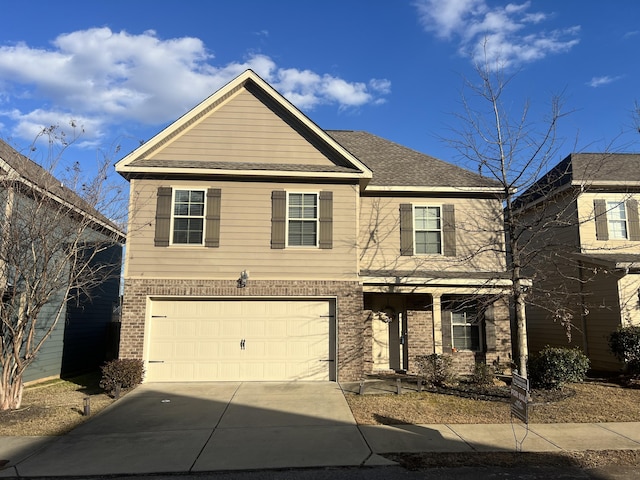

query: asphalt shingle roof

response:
[514,152,640,209]
[0,139,124,237]
[327,130,502,188]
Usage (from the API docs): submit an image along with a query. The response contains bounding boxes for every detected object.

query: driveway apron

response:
[14,382,376,477]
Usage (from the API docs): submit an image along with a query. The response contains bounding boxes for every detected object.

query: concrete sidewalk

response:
[1,382,640,477]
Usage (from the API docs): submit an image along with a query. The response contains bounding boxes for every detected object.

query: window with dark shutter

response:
[204,188,221,247]
[442,204,456,257]
[626,199,640,241]
[319,191,333,249]
[441,310,452,352]
[594,199,609,241]
[154,187,172,247]
[399,203,413,256]
[271,190,286,249]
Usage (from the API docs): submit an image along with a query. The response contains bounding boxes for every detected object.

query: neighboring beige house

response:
[513,152,640,371]
[115,70,513,383]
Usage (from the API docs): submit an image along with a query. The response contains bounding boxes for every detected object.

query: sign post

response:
[510,372,529,424]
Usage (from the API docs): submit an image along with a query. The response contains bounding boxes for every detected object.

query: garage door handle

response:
[319,359,335,362]
[240,339,245,350]
[148,360,165,363]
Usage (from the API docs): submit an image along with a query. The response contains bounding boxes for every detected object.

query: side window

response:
[271,190,332,250]
[451,308,482,352]
[607,201,628,239]
[594,199,640,242]
[154,187,221,247]
[414,206,441,254]
[172,189,205,244]
[288,193,318,247]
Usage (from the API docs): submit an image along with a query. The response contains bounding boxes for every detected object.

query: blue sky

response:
[1,0,639,179]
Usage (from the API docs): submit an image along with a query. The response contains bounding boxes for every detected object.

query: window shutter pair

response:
[594,198,640,241]
[399,204,456,256]
[271,190,333,249]
[154,187,221,247]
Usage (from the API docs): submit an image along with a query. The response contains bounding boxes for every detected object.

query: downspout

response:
[578,261,589,357]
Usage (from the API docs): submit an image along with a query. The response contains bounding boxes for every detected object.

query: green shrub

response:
[415,354,456,386]
[528,346,589,389]
[471,362,495,386]
[608,326,640,374]
[100,359,144,396]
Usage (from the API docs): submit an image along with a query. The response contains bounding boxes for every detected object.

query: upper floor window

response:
[607,201,628,240]
[414,206,442,254]
[452,308,482,352]
[172,189,205,244]
[288,193,318,247]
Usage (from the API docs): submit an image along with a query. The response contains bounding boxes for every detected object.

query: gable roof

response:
[0,139,125,240]
[514,152,640,210]
[115,70,372,184]
[327,130,503,193]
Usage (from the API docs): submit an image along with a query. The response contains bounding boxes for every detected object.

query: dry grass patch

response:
[0,373,116,436]
[346,379,640,425]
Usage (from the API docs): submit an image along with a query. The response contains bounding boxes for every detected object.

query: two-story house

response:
[513,152,640,371]
[115,70,513,383]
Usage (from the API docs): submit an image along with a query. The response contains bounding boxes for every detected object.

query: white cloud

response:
[414,0,579,69]
[587,75,623,88]
[0,28,390,144]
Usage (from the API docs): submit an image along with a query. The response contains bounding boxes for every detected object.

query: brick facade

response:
[119,278,366,381]
[406,309,434,374]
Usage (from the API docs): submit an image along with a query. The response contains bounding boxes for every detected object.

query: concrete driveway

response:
[11,382,389,477]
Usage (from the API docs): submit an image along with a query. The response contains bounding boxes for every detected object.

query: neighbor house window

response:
[607,201,628,239]
[414,206,442,254]
[452,309,481,351]
[172,189,205,244]
[287,193,318,246]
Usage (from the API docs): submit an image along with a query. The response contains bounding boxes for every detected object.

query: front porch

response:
[362,277,512,376]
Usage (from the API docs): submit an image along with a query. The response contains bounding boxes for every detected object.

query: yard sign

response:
[510,372,529,423]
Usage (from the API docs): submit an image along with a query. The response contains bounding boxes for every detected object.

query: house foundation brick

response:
[406,310,434,374]
[119,278,366,381]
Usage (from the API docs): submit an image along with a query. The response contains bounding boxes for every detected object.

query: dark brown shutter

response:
[400,204,413,256]
[319,191,333,249]
[271,190,286,249]
[154,187,172,247]
[484,314,496,352]
[204,188,221,247]
[594,199,608,241]
[442,204,456,257]
[441,310,452,352]
[626,199,640,241]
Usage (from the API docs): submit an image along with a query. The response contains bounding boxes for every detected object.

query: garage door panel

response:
[146,299,333,382]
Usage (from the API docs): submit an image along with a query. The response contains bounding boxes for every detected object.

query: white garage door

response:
[146,299,334,382]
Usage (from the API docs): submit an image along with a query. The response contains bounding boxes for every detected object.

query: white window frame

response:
[607,201,629,240]
[286,192,319,247]
[451,308,483,352]
[170,188,206,246]
[413,205,442,255]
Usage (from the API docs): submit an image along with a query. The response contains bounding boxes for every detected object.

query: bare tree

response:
[0,127,125,410]
[444,57,571,378]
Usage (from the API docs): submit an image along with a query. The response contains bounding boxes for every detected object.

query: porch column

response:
[433,294,443,354]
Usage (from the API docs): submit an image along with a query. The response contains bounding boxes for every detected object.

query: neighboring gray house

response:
[0,139,125,384]
[514,152,640,371]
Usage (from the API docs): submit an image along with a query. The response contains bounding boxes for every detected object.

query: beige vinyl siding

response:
[618,274,640,326]
[359,196,506,273]
[149,89,337,167]
[125,179,358,280]
[578,192,640,253]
